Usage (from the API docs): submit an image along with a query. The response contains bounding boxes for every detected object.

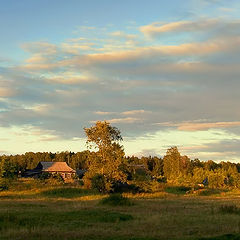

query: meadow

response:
[1,180,240,240]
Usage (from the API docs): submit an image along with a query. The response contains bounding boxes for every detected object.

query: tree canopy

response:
[83,121,127,192]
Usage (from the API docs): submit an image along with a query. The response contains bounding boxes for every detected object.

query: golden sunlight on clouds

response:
[44,72,97,84]
[108,117,140,124]
[121,110,146,115]
[140,19,220,37]
[0,87,15,97]
[156,121,240,131]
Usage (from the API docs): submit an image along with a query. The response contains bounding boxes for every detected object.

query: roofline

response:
[43,170,76,173]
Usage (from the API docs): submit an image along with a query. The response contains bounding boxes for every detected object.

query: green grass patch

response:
[218,204,240,214]
[101,237,158,240]
[40,187,96,198]
[0,208,133,231]
[197,188,222,196]
[165,186,191,195]
[198,234,240,240]
[100,194,134,206]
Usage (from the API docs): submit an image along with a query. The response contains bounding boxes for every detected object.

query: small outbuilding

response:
[23,161,76,180]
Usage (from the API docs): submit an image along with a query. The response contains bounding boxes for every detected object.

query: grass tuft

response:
[100,194,134,206]
[219,204,240,214]
[197,188,222,196]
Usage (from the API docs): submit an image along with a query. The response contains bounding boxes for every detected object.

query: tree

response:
[163,147,182,181]
[0,156,18,179]
[83,121,127,192]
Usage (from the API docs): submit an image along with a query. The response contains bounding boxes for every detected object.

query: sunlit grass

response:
[2,180,240,239]
[2,196,240,240]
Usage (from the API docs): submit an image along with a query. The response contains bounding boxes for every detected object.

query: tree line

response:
[1,121,240,192]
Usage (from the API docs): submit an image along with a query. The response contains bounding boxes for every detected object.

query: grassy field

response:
[1,180,240,240]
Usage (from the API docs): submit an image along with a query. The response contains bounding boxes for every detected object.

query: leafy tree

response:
[83,121,127,192]
[163,147,182,181]
[0,156,18,179]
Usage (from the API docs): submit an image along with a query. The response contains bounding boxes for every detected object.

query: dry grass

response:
[1,194,240,239]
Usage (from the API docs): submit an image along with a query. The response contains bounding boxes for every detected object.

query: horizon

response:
[1,0,240,162]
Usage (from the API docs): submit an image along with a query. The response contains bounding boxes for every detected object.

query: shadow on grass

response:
[197,188,226,196]
[165,186,191,195]
[40,187,98,198]
[0,187,99,200]
[0,208,133,231]
[96,238,157,240]
[99,194,134,207]
[198,234,240,240]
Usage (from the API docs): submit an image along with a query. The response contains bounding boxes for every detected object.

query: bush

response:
[91,174,107,193]
[52,173,64,183]
[100,193,134,206]
[0,178,9,191]
[112,182,141,193]
[39,172,51,180]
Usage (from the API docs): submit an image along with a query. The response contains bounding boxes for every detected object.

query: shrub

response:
[100,193,134,206]
[39,172,51,180]
[0,178,9,191]
[112,182,141,193]
[91,174,107,193]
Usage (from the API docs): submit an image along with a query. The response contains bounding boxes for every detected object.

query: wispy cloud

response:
[156,121,240,131]
[122,110,146,115]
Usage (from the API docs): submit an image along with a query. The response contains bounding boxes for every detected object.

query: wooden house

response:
[23,161,76,180]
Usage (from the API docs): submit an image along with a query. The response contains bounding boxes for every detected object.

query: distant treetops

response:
[0,121,240,192]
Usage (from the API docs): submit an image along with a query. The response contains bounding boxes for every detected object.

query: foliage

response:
[0,178,9,191]
[83,121,127,192]
[100,193,134,206]
[0,156,18,179]
[91,174,107,193]
[163,147,191,182]
[39,172,51,180]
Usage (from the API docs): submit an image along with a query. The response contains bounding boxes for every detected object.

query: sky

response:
[0,0,240,162]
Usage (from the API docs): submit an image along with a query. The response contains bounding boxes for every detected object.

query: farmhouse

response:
[23,161,76,180]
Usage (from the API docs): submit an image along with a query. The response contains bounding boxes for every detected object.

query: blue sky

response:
[1,0,240,161]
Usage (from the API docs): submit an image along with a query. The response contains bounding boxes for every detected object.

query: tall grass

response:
[100,194,134,206]
[40,187,97,198]
[219,204,240,214]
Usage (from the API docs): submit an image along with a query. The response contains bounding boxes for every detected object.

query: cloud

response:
[134,148,161,157]
[94,111,116,115]
[1,18,240,157]
[61,43,94,54]
[110,31,136,40]
[95,117,140,124]
[156,121,240,131]
[21,42,57,55]
[0,87,15,97]
[181,139,240,162]
[121,110,146,115]
[140,19,219,36]
[43,72,97,84]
